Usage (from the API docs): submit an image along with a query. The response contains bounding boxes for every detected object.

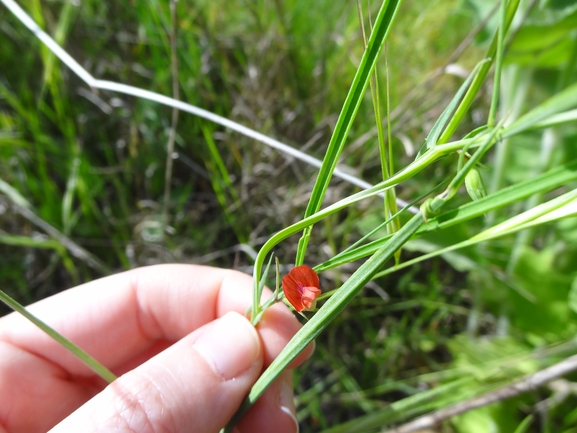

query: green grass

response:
[2,0,577,431]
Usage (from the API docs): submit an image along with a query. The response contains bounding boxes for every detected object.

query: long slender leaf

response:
[0,178,32,209]
[0,290,116,383]
[315,158,577,271]
[437,0,521,144]
[295,0,403,266]
[374,188,577,280]
[225,213,425,432]
[0,233,64,250]
[418,58,490,157]
[503,81,577,137]
[487,0,508,126]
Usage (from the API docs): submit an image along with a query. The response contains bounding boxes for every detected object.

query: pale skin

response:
[0,264,313,433]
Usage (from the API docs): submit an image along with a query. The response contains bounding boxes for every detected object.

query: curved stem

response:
[250,135,481,300]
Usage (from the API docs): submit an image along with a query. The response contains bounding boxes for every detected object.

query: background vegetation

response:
[2,0,577,431]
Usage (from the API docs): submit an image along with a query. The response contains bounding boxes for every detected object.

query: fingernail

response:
[278,381,299,433]
[193,312,260,380]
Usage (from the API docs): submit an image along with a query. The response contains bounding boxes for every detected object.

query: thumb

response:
[50,312,263,433]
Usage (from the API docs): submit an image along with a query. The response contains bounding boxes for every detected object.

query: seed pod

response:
[465,167,487,202]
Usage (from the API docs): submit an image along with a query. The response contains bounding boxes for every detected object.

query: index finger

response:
[0,264,311,376]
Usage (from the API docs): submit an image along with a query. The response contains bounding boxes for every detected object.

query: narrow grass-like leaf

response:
[418,58,491,157]
[513,415,534,433]
[0,178,32,209]
[383,50,402,264]
[375,188,577,279]
[200,125,246,243]
[503,81,577,137]
[0,234,78,283]
[531,108,577,130]
[226,213,424,432]
[472,188,577,240]
[0,233,63,250]
[316,158,577,271]
[437,0,521,144]
[487,0,508,126]
[62,157,80,235]
[14,204,111,274]
[295,0,403,266]
[0,290,116,383]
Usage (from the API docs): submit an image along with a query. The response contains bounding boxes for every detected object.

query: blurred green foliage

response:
[2,0,577,431]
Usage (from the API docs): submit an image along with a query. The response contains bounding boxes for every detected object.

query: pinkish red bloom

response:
[282,265,321,312]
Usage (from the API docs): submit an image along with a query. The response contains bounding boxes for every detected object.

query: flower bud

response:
[465,167,487,202]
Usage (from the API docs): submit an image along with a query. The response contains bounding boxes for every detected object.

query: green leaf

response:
[0,290,116,383]
[417,58,491,158]
[504,80,577,137]
[0,178,31,209]
[316,159,577,272]
[295,0,403,265]
[225,213,425,432]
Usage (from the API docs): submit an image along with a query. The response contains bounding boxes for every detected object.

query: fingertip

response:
[193,312,262,380]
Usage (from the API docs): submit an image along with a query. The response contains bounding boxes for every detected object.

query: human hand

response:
[0,264,312,433]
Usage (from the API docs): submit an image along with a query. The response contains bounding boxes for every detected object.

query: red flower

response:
[282,265,321,312]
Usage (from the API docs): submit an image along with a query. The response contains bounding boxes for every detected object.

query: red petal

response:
[288,265,319,288]
[282,266,320,312]
[301,286,321,310]
[282,272,304,311]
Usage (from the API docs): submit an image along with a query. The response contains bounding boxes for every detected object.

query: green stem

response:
[438,0,521,143]
[228,212,426,432]
[251,135,479,299]
[487,0,507,126]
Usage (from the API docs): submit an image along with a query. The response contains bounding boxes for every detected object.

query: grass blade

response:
[226,213,425,432]
[487,0,508,126]
[0,290,116,383]
[503,81,577,137]
[375,188,577,279]
[417,58,491,158]
[316,158,577,271]
[437,0,521,144]
[295,0,403,265]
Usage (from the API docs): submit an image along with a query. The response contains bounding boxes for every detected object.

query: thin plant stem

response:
[487,0,507,126]
[162,0,180,236]
[0,290,116,383]
[225,212,426,432]
[383,354,577,433]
